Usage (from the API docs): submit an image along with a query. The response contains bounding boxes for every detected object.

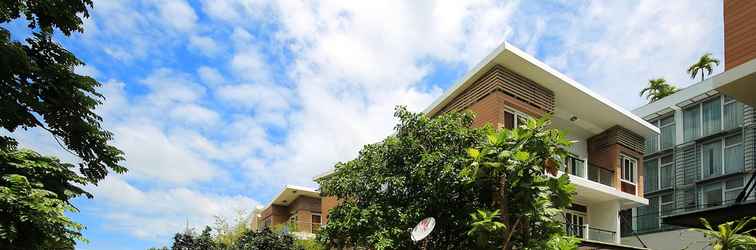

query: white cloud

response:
[534,0,723,109]
[152,0,198,32]
[92,177,258,240]
[170,104,221,126]
[197,66,226,86]
[114,123,219,184]
[189,35,222,57]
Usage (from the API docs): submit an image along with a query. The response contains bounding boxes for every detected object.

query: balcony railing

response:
[565,223,616,243]
[588,163,614,187]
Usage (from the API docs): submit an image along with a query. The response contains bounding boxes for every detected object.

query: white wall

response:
[590,200,621,244]
[622,229,711,250]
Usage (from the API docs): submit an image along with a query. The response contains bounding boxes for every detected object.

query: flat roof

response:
[633,57,756,119]
[425,41,658,137]
[713,58,756,108]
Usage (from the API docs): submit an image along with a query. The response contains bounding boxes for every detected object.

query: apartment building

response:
[622,1,756,249]
[256,185,323,239]
[420,42,657,249]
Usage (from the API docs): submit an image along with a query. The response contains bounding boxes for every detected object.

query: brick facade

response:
[724,0,756,69]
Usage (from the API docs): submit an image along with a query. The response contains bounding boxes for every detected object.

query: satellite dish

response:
[411,217,436,242]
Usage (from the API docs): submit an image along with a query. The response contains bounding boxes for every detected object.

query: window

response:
[723,96,744,130]
[621,155,637,183]
[724,134,744,174]
[659,116,676,150]
[565,155,585,177]
[683,105,700,142]
[661,194,675,216]
[702,182,723,208]
[659,155,674,189]
[638,196,659,231]
[312,214,322,233]
[701,140,723,178]
[503,109,528,129]
[702,98,722,136]
[565,211,585,238]
[725,176,745,203]
[644,158,658,192]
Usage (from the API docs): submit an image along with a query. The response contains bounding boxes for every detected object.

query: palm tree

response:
[689,217,756,250]
[688,53,721,81]
[639,78,678,103]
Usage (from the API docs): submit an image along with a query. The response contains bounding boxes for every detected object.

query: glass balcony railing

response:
[588,164,615,187]
[564,223,617,244]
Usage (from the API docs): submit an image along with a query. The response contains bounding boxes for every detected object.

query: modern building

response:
[420,41,657,249]
[256,185,323,239]
[622,1,756,249]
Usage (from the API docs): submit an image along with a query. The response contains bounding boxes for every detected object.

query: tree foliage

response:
[0,1,126,248]
[316,107,486,249]
[687,53,720,82]
[639,78,678,103]
[0,144,90,249]
[690,217,756,250]
[462,117,576,249]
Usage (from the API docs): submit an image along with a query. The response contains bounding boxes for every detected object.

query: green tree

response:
[316,107,486,249]
[0,145,91,249]
[0,1,125,248]
[235,228,296,250]
[639,78,678,103]
[689,217,756,250]
[462,117,576,249]
[687,53,721,82]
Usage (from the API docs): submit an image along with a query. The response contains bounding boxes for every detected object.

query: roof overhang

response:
[661,201,756,229]
[713,58,756,108]
[267,185,320,207]
[424,41,658,137]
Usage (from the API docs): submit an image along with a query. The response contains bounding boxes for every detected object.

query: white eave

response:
[713,58,756,108]
[266,185,320,208]
[424,41,658,137]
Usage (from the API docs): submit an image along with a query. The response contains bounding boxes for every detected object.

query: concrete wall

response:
[590,201,621,244]
[622,229,710,250]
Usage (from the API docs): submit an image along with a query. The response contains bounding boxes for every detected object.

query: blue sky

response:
[3,0,725,249]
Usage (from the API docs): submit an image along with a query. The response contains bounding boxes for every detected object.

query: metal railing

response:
[588,163,615,187]
[564,223,617,243]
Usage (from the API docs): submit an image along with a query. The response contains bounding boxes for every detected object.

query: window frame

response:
[724,133,744,174]
[683,95,743,142]
[620,154,638,184]
[659,154,674,189]
[700,133,744,179]
[503,107,530,130]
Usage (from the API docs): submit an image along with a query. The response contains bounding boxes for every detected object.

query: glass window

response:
[725,176,744,204]
[504,111,515,129]
[723,97,743,130]
[646,133,659,154]
[660,155,674,189]
[621,155,637,183]
[702,97,722,136]
[503,109,528,130]
[638,196,660,231]
[312,214,322,233]
[645,158,658,192]
[567,156,585,177]
[660,116,675,150]
[702,140,723,178]
[702,182,723,208]
[724,134,744,174]
[661,194,675,216]
[683,105,700,142]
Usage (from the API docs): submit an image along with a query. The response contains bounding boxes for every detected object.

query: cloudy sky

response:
[3,0,724,249]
